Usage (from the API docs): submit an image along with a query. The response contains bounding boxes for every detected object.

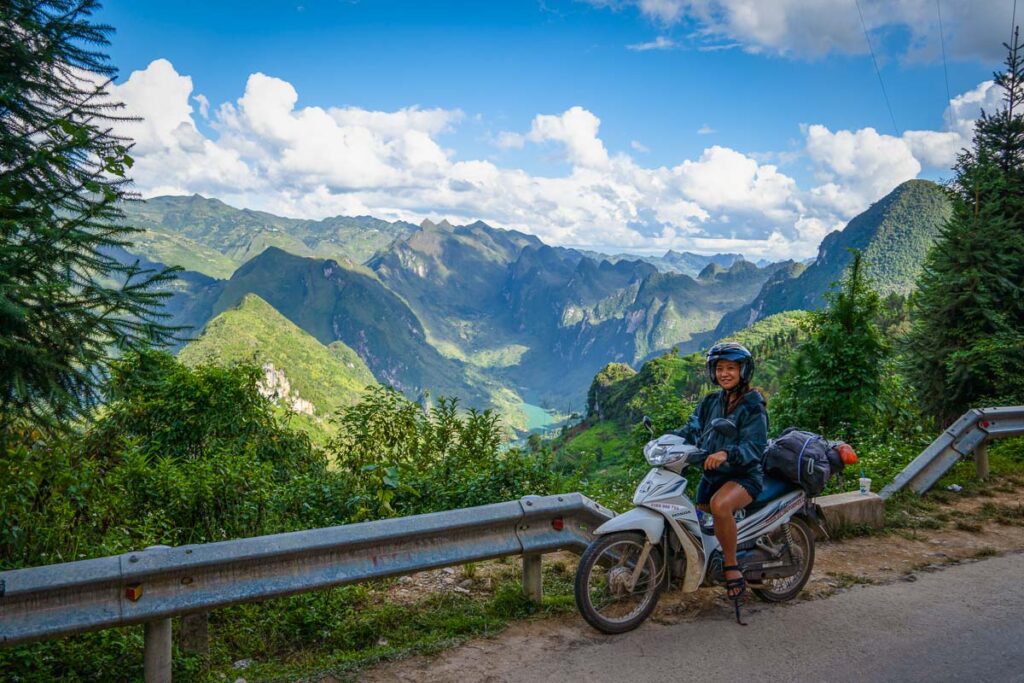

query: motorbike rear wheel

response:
[751,516,814,602]
[574,531,663,634]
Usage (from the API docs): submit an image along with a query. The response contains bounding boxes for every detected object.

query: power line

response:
[936,0,953,129]
[854,0,900,136]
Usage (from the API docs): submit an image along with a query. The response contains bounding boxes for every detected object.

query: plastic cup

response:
[859,477,872,495]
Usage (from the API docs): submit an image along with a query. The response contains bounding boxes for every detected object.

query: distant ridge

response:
[121,194,417,276]
[714,179,951,338]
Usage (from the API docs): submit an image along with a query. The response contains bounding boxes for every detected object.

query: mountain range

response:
[713,179,951,338]
[123,179,952,433]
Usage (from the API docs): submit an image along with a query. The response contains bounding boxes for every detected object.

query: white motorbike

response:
[574,416,824,633]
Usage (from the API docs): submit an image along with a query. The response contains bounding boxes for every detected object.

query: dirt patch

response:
[807,486,1024,594]
[354,485,1023,683]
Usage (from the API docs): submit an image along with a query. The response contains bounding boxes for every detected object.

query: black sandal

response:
[723,565,747,626]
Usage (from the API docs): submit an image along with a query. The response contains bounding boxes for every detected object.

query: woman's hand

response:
[704,450,728,470]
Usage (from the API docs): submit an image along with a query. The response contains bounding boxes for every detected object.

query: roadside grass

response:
[197,560,579,683]
[825,571,876,588]
[0,560,579,683]
[976,501,1024,526]
[881,437,1024,537]
[826,522,879,540]
[10,441,1019,682]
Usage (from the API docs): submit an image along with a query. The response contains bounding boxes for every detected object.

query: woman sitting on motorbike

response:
[673,342,767,614]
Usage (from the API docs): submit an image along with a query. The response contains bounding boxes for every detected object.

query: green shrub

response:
[328,386,577,519]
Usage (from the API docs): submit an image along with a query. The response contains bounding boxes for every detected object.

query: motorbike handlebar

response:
[686,449,709,466]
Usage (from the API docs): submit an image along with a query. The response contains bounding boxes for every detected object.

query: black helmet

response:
[706,342,754,387]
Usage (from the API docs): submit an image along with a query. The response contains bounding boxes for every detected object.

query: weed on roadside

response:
[884,492,946,531]
[976,502,1024,526]
[826,572,876,589]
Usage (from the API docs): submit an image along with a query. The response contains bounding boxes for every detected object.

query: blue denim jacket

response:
[674,389,768,486]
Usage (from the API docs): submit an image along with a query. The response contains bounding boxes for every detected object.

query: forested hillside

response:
[715,180,951,337]
[145,217,798,430]
[558,311,810,481]
[175,246,498,408]
[178,294,377,425]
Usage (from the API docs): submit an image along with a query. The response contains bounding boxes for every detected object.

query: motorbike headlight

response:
[644,442,683,466]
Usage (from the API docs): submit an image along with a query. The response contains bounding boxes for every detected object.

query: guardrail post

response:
[180,612,209,657]
[522,554,542,603]
[144,618,172,683]
[975,443,989,480]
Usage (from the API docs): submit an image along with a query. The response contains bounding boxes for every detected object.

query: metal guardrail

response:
[0,493,614,682]
[880,406,1024,499]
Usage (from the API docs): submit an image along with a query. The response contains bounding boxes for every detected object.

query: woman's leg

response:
[709,481,754,596]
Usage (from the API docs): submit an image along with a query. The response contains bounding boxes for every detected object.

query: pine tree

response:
[0,1,179,432]
[773,250,887,439]
[905,29,1024,425]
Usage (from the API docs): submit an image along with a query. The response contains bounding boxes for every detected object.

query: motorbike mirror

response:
[710,417,738,438]
[642,415,654,435]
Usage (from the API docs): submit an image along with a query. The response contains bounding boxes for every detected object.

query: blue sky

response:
[95,1,1015,259]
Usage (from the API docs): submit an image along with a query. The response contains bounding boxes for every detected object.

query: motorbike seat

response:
[746,476,799,511]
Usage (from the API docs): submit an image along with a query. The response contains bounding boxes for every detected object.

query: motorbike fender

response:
[796,503,829,541]
[663,514,705,593]
[593,506,665,544]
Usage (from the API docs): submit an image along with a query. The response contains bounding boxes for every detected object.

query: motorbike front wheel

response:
[574,531,663,634]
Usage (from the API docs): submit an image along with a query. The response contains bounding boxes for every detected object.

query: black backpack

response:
[762,427,840,496]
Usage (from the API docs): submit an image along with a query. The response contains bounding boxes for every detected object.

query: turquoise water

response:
[518,402,558,431]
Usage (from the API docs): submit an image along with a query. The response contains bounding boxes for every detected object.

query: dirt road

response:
[361,486,1024,682]
[370,552,1024,682]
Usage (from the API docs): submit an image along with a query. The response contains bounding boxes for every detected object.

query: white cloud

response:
[630,140,650,153]
[946,80,1002,139]
[801,79,1000,217]
[697,124,715,135]
[495,131,526,149]
[112,58,196,153]
[328,106,463,137]
[672,145,797,217]
[109,59,998,262]
[523,106,611,169]
[805,124,922,212]
[587,0,1011,61]
[193,93,210,120]
[638,0,686,24]
[627,36,679,51]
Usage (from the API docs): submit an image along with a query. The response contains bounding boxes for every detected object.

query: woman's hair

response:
[723,382,765,415]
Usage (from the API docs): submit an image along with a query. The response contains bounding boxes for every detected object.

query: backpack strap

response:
[794,435,822,486]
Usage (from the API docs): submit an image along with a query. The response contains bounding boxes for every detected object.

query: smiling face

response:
[715,359,742,390]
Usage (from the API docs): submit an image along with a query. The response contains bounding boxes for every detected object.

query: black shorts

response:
[696,474,763,506]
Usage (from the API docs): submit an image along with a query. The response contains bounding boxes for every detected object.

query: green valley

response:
[112,179,950,439]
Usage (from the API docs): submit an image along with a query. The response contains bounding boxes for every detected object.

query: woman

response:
[674,342,767,619]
